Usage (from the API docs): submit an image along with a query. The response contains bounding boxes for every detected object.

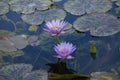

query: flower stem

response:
[56,34,61,44]
[56,34,61,62]
[63,59,67,63]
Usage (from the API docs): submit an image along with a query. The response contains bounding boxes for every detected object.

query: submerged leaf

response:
[64,0,112,15]
[90,42,97,59]
[73,13,120,36]
[28,25,39,32]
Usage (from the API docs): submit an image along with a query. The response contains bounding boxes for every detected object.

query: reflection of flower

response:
[54,42,76,59]
[43,19,67,36]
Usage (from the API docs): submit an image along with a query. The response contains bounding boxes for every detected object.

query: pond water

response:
[0,0,120,80]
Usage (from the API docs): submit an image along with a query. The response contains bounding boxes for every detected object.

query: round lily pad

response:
[0,64,33,80]
[0,2,9,15]
[64,0,112,16]
[9,0,52,14]
[23,70,48,80]
[0,30,15,39]
[0,35,28,52]
[21,7,66,25]
[73,13,120,36]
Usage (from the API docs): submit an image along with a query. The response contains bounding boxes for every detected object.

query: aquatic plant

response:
[64,0,112,16]
[21,7,66,25]
[43,19,68,36]
[0,2,9,15]
[0,64,48,80]
[90,72,120,80]
[9,0,52,14]
[73,13,120,36]
[54,42,76,59]
[0,35,28,52]
[27,35,40,46]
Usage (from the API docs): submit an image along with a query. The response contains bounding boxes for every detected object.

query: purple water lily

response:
[54,42,76,59]
[43,19,68,36]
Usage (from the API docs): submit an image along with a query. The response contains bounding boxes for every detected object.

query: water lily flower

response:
[54,42,76,59]
[43,19,68,36]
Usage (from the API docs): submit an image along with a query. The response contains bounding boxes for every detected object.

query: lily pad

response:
[23,70,48,80]
[0,30,15,39]
[21,7,66,25]
[9,0,52,14]
[64,0,112,16]
[0,64,48,80]
[73,13,120,36]
[0,2,9,15]
[27,35,40,46]
[90,72,120,80]
[0,35,28,52]
[0,64,33,80]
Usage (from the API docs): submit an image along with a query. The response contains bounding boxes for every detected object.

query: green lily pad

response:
[0,30,15,39]
[0,35,28,52]
[73,13,120,36]
[64,0,112,15]
[0,64,33,80]
[0,2,9,15]
[21,7,66,25]
[9,0,52,14]
[23,70,48,80]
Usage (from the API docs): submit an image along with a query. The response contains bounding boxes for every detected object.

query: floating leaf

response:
[0,2,9,15]
[0,64,48,80]
[9,0,52,14]
[0,35,28,52]
[27,35,40,46]
[21,7,66,25]
[0,30,15,39]
[73,13,120,36]
[0,64,33,80]
[23,70,48,80]
[64,0,112,15]
[90,72,120,80]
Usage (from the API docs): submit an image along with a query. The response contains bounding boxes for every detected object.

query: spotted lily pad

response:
[9,0,52,14]
[0,64,33,80]
[21,7,66,25]
[64,0,112,16]
[23,70,48,80]
[0,35,28,52]
[0,2,9,15]
[0,30,15,39]
[0,64,48,80]
[73,13,120,36]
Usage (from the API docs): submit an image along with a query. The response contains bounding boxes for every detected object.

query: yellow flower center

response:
[62,49,68,54]
[51,26,60,30]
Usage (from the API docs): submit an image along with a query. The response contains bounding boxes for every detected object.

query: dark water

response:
[0,0,120,77]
